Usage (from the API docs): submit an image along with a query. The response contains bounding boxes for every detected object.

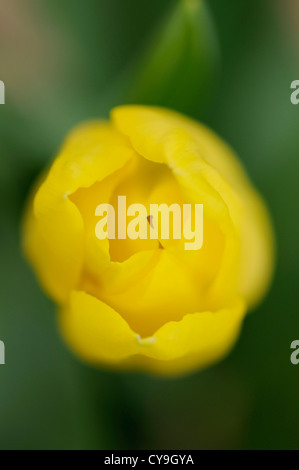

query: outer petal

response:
[23,189,84,303]
[23,121,136,303]
[111,105,274,307]
[59,291,246,376]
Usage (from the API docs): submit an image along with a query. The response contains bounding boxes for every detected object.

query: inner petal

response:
[108,155,186,262]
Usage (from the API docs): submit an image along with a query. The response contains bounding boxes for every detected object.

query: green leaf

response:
[124,0,219,115]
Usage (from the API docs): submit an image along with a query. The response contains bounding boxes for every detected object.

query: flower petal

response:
[59,290,245,376]
[23,122,136,303]
[112,105,274,307]
[23,191,84,303]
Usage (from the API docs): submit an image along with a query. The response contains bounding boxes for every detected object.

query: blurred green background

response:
[0,0,298,450]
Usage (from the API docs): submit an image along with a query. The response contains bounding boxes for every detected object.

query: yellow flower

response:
[23,106,274,376]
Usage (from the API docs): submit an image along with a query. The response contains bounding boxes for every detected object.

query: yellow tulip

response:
[23,106,274,376]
